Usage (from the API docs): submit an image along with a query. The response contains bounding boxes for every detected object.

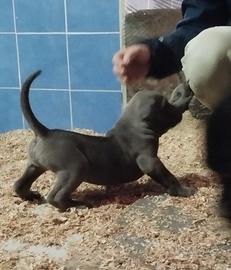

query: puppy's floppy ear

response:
[150,95,168,110]
[160,96,168,108]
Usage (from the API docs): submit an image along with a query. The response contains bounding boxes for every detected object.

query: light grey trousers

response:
[181,26,231,110]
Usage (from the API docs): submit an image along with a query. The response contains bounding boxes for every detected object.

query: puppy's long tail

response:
[21,70,49,137]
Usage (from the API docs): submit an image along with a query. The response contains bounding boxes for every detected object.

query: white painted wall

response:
[126,0,182,13]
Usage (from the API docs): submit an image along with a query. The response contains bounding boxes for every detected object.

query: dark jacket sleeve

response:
[142,0,229,79]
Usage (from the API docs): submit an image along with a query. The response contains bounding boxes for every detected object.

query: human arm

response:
[143,0,228,78]
[113,0,229,84]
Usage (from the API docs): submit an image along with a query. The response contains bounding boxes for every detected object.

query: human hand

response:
[112,44,151,85]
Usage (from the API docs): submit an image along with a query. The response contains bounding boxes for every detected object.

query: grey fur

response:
[14,71,194,211]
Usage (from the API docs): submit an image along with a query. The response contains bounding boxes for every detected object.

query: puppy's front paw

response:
[167,185,196,197]
[14,190,42,201]
[50,199,93,212]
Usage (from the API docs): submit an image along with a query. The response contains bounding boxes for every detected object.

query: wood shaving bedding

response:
[0,112,230,270]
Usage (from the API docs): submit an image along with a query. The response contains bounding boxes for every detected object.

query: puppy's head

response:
[169,83,193,113]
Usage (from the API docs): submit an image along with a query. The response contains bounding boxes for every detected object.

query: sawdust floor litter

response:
[0,111,231,270]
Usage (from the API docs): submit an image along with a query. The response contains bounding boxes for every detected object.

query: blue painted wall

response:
[0,0,121,133]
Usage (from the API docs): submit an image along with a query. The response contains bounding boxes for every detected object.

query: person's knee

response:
[181,26,231,109]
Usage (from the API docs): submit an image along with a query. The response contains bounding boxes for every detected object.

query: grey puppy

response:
[14,71,194,211]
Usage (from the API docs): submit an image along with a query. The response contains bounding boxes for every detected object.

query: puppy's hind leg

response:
[137,154,195,197]
[14,164,45,200]
[47,168,91,211]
